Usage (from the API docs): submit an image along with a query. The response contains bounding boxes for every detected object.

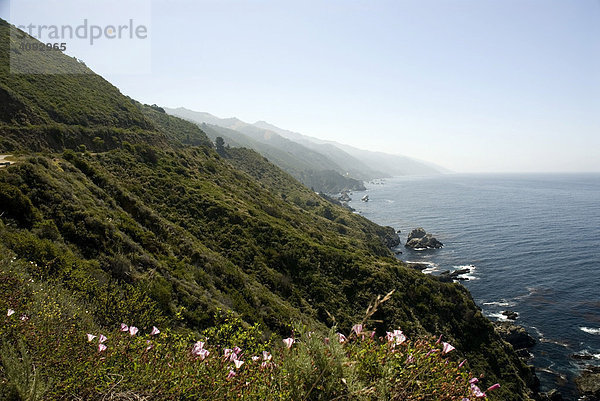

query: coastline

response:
[348,174,600,400]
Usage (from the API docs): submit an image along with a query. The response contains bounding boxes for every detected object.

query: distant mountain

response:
[165,107,374,192]
[252,121,447,176]
[167,108,445,186]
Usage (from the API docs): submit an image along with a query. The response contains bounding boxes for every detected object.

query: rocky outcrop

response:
[576,366,600,400]
[405,227,443,249]
[380,226,400,248]
[494,322,536,350]
[438,268,471,282]
[502,310,519,320]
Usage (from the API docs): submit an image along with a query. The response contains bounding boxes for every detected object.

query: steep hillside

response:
[200,122,365,193]
[0,19,534,400]
[166,107,370,192]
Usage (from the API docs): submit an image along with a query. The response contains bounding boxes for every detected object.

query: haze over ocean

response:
[349,173,600,398]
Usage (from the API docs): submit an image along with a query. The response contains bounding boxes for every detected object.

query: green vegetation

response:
[0,18,534,400]
[199,122,366,193]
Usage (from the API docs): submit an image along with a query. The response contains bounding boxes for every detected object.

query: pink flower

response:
[20,314,28,321]
[129,326,138,336]
[226,370,236,380]
[87,334,97,342]
[120,323,128,332]
[262,351,272,361]
[224,348,233,358]
[99,334,108,344]
[442,342,455,354]
[98,343,107,352]
[198,349,209,360]
[469,378,479,384]
[234,359,244,369]
[436,334,443,344]
[283,337,294,349]
[470,383,486,398]
[352,324,363,336]
[191,342,209,360]
[386,330,406,345]
[150,326,160,335]
[487,383,501,392]
[251,356,260,362]
[370,331,376,339]
[406,354,415,364]
[261,361,270,369]
[233,346,242,355]
[459,359,467,368]
[337,333,347,344]
[145,340,154,351]
[7,309,15,317]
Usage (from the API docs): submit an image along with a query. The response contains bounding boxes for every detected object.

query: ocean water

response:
[348,174,600,399]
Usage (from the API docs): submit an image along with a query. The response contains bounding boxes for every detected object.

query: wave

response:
[452,264,479,281]
[580,327,600,335]
[483,300,514,307]
[486,312,509,322]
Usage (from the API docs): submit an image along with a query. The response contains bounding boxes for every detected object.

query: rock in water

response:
[494,322,536,349]
[405,227,443,249]
[502,310,519,320]
[576,366,600,399]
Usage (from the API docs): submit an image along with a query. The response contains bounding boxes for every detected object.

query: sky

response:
[2,0,599,172]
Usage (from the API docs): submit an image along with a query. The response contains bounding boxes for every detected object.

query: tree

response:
[215,137,225,155]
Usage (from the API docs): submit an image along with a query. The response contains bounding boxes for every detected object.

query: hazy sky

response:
[2,0,599,172]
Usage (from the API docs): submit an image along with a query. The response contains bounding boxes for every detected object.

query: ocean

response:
[348,173,600,399]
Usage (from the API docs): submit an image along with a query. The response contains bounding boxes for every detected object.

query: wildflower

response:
[99,334,108,344]
[7,309,15,317]
[487,384,501,392]
[192,342,206,357]
[226,370,236,380]
[234,359,244,369]
[337,333,347,343]
[150,326,160,335]
[87,334,97,342]
[146,340,154,351]
[436,334,443,344]
[251,356,260,362]
[470,383,486,398]
[386,330,406,345]
[469,378,479,384]
[261,361,270,369]
[262,351,272,361]
[20,314,28,321]
[200,349,210,360]
[129,326,138,336]
[120,323,128,332]
[98,343,107,352]
[406,354,415,364]
[459,359,467,368]
[352,324,363,336]
[370,331,376,339]
[233,346,242,355]
[283,337,294,349]
[442,342,455,354]
[224,348,233,359]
